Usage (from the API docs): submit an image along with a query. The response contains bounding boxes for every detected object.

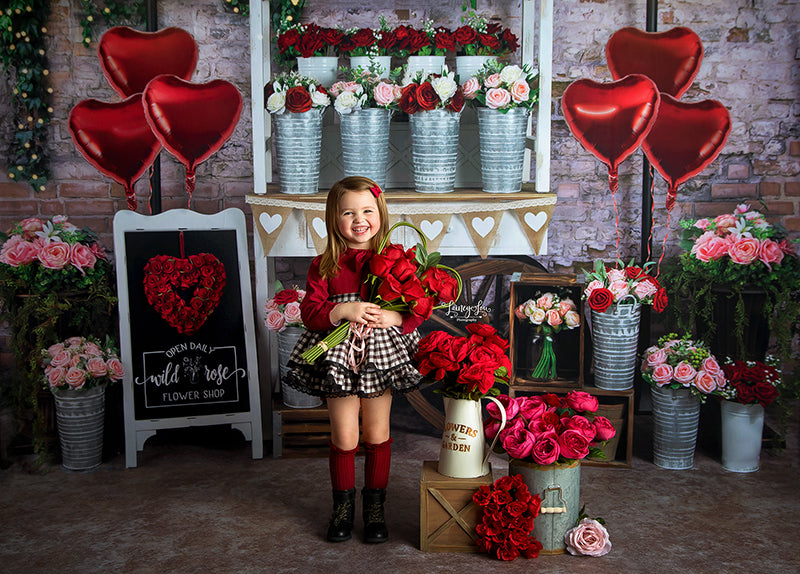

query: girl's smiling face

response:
[337,189,381,249]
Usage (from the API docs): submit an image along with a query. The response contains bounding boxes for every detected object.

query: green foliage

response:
[222,0,249,17]
[78,0,146,46]
[271,0,304,34]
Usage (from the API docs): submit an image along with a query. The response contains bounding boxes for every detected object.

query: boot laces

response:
[331,502,352,526]
[365,502,385,525]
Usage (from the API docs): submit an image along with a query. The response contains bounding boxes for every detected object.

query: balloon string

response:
[646,165,655,263]
[612,187,621,261]
[186,169,195,209]
[657,210,671,276]
[179,230,186,259]
[147,165,153,215]
[125,187,137,212]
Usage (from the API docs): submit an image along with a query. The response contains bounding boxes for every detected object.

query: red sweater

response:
[300,248,423,335]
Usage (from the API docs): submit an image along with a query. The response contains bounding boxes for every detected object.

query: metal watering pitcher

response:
[438,396,507,478]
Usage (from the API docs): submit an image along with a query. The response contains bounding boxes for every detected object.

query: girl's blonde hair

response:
[318,176,389,279]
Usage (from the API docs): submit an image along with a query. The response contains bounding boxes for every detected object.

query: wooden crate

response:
[509,273,585,388]
[420,460,493,552]
[271,397,363,458]
[508,385,634,468]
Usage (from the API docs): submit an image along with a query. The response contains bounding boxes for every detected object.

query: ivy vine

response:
[270,0,305,33]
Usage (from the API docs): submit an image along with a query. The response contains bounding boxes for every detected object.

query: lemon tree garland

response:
[78,0,146,46]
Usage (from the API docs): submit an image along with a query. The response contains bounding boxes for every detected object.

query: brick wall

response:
[0,0,798,369]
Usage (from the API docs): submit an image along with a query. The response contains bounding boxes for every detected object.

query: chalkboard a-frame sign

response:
[114,208,263,467]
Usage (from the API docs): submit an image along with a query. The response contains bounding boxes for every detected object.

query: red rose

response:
[296,32,324,58]
[416,330,454,357]
[349,27,376,48]
[390,256,418,282]
[453,26,477,46]
[735,382,756,404]
[408,28,431,53]
[416,81,440,111]
[501,28,519,53]
[446,87,465,112]
[625,265,645,279]
[399,83,419,114]
[478,32,501,51]
[520,537,543,559]
[486,23,503,35]
[273,289,299,305]
[319,27,344,47]
[653,287,669,313]
[473,484,494,506]
[285,86,312,113]
[587,287,614,313]
[434,30,456,52]
[376,30,396,51]
[393,25,412,50]
[277,29,300,54]
[542,393,562,408]
[723,361,746,382]
[494,475,516,491]
[410,295,435,320]
[420,267,459,302]
[377,274,402,302]
[753,381,779,407]
[457,362,496,394]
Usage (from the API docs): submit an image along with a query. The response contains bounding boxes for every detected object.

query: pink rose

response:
[46,365,66,388]
[373,81,397,106]
[693,235,730,262]
[516,396,546,422]
[536,293,554,310]
[564,310,581,329]
[37,240,71,269]
[509,79,529,102]
[83,341,102,356]
[485,87,511,109]
[502,427,536,459]
[565,518,612,557]
[651,363,674,386]
[19,217,45,238]
[559,298,577,313]
[546,309,562,327]
[592,416,616,441]
[283,301,302,325]
[0,236,39,267]
[487,394,519,420]
[52,215,76,230]
[714,213,736,231]
[673,361,698,386]
[90,242,107,261]
[607,268,626,282]
[49,349,72,368]
[461,76,480,99]
[530,431,560,465]
[484,73,501,88]
[566,390,599,413]
[265,309,286,332]
[265,299,279,312]
[47,342,64,357]
[70,242,97,271]
[65,366,86,389]
[693,218,710,230]
[558,428,590,459]
[86,357,108,378]
[693,370,717,394]
[608,280,630,300]
[584,279,604,298]
[565,415,596,442]
[758,238,784,270]
[634,279,658,300]
[514,304,526,320]
[729,237,760,264]
[778,238,796,256]
[645,348,668,367]
[702,356,721,376]
[484,418,503,440]
[106,358,124,381]
[65,336,83,347]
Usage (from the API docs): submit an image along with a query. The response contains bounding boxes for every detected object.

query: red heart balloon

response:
[98,26,198,98]
[68,95,162,211]
[561,74,660,191]
[143,75,243,194]
[606,27,703,98]
[642,94,731,211]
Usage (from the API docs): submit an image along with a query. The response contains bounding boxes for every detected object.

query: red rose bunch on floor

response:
[717,358,781,408]
[473,474,542,561]
[583,258,667,313]
[414,323,511,400]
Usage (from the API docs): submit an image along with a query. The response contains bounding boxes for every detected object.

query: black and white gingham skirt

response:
[284,293,422,398]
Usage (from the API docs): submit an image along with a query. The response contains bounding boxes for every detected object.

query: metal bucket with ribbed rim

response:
[591,298,641,390]
[409,109,461,193]
[278,326,322,408]
[721,400,764,473]
[477,107,530,193]
[273,109,323,194]
[650,385,700,470]
[339,108,392,190]
[52,383,106,471]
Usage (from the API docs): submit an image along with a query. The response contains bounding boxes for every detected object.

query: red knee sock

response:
[329,441,358,491]
[363,438,393,490]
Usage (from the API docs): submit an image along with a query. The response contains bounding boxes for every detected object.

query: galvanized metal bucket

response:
[477,107,530,193]
[650,386,700,470]
[509,459,580,554]
[409,109,461,193]
[52,384,106,471]
[277,326,322,408]
[339,108,393,189]
[721,400,764,473]
[273,109,323,194]
[591,298,641,390]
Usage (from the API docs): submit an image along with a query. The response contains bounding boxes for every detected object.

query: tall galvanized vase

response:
[52,383,106,471]
[650,385,701,470]
[409,109,461,193]
[339,108,392,190]
[273,109,323,194]
[277,326,322,409]
[477,107,530,193]
[508,459,580,554]
[720,400,764,473]
[591,297,641,390]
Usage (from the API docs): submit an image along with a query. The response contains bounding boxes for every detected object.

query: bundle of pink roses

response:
[485,391,616,464]
[583,258,668,314]
[42,335,123,392]
[264,282,305,333]
[462,60,538,111]
[329,68,401,115]
[640,333,726,401]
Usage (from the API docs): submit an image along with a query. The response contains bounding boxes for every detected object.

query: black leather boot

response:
[326,488,356,542]
[362,488,388,544]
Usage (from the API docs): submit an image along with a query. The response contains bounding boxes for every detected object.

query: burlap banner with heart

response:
[404,213,453,253]
[464,211,504,259]
[303,210,329,255]
[514,203,555,255]
[250,203,294,255]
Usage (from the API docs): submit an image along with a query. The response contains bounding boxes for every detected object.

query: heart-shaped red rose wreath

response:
[143,253,226,336]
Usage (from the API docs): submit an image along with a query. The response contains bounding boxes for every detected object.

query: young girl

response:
[284,176,423,544]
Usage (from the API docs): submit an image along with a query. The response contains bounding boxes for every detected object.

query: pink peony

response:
[592,416,616,441]
[728,237,760,264]
[516,396,546,422]
[566,390,599,413]
[487,394,519,421]
[565,518,612,557]
[758,238,784,269]
[502,427,536,459]
[565,415,596,442]
[37,240,71,269]
[461,77,480,99]
[673,361,698,386]
[558,428,590,459]
[530,431,560,465]
[651,363,674,386]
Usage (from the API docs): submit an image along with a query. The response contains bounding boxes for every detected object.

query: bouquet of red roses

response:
[473,474,543,561]
[414,323,511,400]
[301,222,461,364]
[583,258,668,314]
[717,358,781,408]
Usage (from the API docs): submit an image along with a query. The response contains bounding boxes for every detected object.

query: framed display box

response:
[509,273,585,388]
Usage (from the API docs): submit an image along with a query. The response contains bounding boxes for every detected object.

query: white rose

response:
[266,92,286,114]
[499,65,523,85]
[310,89,330,108]
[431,76,457,103]
[334,91,359,114]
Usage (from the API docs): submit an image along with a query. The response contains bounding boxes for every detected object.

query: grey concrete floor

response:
[1,400,799,574]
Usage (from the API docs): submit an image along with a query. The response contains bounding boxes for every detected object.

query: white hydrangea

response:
[266,91,286,114]
[499,65,524,85]
[431,76,457,103]
[334,90,360,114]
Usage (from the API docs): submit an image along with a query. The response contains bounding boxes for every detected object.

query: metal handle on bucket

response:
[482,396,507,468]
[540,486,567,514]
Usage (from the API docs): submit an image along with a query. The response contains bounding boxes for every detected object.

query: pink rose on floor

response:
[107,358,124,381]
[65,366,86,389]
[502,427,536,459]
[693,370,717,393]
[265,309,286,332]
[673,361,698,386]
[530,431,560,465]
[0,236,39,266]
[566,390,599,413]
[565,518,612,557]
[558,428,590,459]
[608,280,630,300]
[37,240,71,269]
[49,349,72,368]
[634,279,658,300]
[536,293,555,310]
[485,73,501,88]
[485,87,511,109]
[70,242,97,271]
[693,235,729,262]
[564,310,581,329]
[592,416,616,441]
[284,302,302,325]
[461,77,480,99]
[651,363,674,386]
[86,357,108,378]
[729,237,760,264]
[546,309,562,327]
[584,279,604,298]
[510,79,530,102]
[758,238,784,269]
[46,366,66,388]
[565,415,596,442]
[645,348,668,367]
[607,268,626,282]
[701,356,722,377]
[373,81,397,106]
